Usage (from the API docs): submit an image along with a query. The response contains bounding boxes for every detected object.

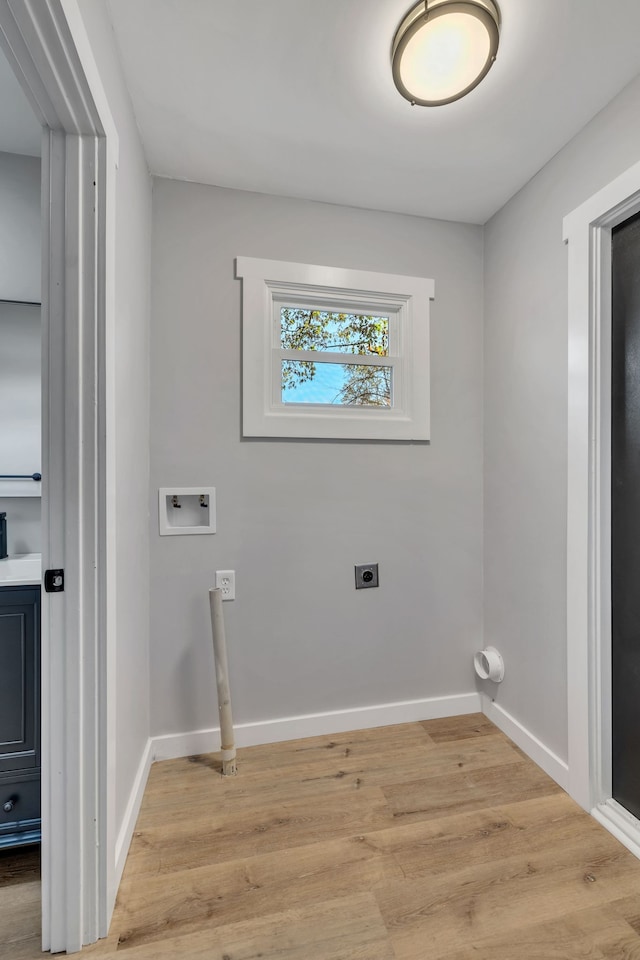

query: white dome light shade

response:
[400,13,491,102]
[392,0,500,106]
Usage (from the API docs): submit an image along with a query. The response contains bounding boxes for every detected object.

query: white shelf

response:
[0,480,41,498]
[0,553,42,586]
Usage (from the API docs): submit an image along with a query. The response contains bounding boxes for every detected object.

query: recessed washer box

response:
[158,487,216,536]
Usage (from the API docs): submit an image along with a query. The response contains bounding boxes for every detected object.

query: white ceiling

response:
[0,50,40,157]
[107,0,640,223]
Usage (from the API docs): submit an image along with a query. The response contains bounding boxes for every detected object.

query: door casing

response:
[565,159,640,854]
[0,0,118,951]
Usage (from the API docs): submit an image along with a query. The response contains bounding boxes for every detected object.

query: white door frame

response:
[565,160,640,847]
[0,0,117,951]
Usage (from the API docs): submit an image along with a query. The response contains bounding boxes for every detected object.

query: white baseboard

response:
[151,692,483,762]
[114,737,153,888]
[592,799,640,861]
[481,695,569,791]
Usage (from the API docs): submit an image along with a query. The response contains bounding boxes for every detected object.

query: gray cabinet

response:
[0,585,40,847]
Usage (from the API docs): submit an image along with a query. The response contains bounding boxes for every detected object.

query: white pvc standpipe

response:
[209,587,237,775]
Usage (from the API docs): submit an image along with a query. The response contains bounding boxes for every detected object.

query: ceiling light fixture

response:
[391,0,500,106]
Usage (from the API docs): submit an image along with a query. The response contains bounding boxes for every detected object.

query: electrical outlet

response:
[215,569,236,600]
[355,563,379,590]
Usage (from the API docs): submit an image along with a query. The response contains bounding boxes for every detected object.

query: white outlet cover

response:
[158,486,216,536]
[215,569,235,600]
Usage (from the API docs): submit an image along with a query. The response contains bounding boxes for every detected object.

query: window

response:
[236,257,434,440]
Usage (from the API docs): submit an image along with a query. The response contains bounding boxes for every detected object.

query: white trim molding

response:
[593,799,640,862]
[151,693,482,762]
[481,696,569,791]
[564,159,640,815]
[236,257,434,441]
[0,0,118,951]
[115,739,153,889]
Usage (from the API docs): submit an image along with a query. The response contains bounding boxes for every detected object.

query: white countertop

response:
[0,553,42,586]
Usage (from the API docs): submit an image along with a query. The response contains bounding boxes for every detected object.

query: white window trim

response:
[236,257,434,440]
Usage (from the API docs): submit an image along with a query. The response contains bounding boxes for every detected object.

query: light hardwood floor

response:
[4,714,640,958]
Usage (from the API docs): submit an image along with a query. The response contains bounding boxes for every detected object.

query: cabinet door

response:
[0,587,40,773]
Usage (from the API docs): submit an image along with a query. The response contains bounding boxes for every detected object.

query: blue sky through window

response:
[282,360,392,406]
[280,308,391,405]
[282,361,345,404]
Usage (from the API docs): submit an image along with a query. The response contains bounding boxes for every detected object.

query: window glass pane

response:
[280,308,388,357]
[282,360,392,406]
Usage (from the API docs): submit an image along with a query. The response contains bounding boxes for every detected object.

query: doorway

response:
[565,158,640,857]
[0,46,44,956]
[611,210,640,822]
[0,1,118,951]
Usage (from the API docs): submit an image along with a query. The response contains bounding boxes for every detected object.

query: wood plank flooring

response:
[4,714,640,958]
[0,845,40,959]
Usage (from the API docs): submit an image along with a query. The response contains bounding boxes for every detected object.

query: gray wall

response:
[0,496,39,555]
[77,0,152,838]
[484,73,640,760]
[0,153,41,553]
[0,303,40,552]
[0,151,40,303]
[150,181,484,738]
